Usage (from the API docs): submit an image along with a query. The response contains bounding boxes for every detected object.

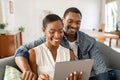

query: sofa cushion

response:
[4,65,22,80]
[97,42,120,69]
[0,56,19,80]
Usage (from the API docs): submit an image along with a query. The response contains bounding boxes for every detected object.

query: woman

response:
[22,14,82,80]
[29,13,76,80]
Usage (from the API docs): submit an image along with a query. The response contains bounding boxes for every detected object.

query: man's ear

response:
[61,17,65,23]
[61,17,64,21]
[42,27,45,33]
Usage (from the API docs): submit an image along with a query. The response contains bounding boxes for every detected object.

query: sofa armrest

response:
[0,56,19,80]
[97,42,120,69]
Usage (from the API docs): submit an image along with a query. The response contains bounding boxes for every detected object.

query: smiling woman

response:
[15,14,76,80]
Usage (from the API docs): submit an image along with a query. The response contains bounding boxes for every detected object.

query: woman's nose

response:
[54,32,62,38]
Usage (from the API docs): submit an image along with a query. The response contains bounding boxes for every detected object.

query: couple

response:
[15,7,114,80]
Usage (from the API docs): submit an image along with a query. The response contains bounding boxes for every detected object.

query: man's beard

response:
[68,27,78,35]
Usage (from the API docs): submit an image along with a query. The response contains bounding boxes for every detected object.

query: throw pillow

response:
[4,65,22,80]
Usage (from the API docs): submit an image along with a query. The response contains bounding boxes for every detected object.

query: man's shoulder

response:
[77,31,96,43]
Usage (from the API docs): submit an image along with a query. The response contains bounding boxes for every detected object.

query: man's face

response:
[63,12,82,36]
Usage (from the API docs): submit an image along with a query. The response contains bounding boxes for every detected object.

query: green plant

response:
[18,26,25,32]
[0,23,7,29]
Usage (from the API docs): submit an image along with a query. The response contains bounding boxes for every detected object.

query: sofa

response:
[0,42,120,80]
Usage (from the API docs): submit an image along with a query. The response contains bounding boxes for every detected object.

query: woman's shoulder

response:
[34,43,45,49]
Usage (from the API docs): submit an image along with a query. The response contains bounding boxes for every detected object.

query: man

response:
[15,7,108,80]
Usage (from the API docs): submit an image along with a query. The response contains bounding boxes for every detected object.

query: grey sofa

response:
[0,42,120,80]
[0,56,20,80]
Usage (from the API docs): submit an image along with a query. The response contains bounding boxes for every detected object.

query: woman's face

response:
[43,20,64,47]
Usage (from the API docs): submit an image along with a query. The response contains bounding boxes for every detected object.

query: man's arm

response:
[15,36,46,80]
[90,41,107,75]
[15,35,46,59]
[15,56,37,80]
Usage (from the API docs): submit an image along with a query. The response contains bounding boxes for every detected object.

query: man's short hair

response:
[63,7,82,18]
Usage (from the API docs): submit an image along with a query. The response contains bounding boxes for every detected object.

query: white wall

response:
[0,0,15,32]
[0,0,3,23]
[13,0,102,43]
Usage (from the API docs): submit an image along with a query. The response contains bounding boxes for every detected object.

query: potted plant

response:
[0,23,7,29]
[0,23,7,34]
[18,26,25,32]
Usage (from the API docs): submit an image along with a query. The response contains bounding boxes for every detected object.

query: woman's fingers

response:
[77,72,83,80]
[38,74,50,80]
[21,71,37,80]
[66,71,83,80]
[73,71,77,80]
[69,73,73,80]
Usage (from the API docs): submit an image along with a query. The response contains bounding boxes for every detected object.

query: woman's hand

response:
[38,74,50,80]
[66,71,83,80]
[21,70,37,80]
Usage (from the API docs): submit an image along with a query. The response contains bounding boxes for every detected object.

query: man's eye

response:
[49,31,54,34]
[67,20,73,23]
[76,21,81,25]
[76,22,80,25]
[68,21,72,23]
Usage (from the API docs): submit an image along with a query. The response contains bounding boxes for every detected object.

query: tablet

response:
[54,59,93,80]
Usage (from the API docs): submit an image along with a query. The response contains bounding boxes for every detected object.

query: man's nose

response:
[71,23,78,28]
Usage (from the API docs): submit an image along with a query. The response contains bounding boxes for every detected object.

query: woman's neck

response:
[45,42,58,51]
[45,42,59,61]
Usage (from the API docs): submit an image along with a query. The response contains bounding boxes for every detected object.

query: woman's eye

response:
[60,30,64,33]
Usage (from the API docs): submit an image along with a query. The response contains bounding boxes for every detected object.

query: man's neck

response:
[67,35,77,42]
[64,32,77,42]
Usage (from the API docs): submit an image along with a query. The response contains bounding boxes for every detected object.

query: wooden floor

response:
[104,38,120,53]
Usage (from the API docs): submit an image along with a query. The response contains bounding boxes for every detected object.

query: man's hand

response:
[21,71,37,80]
[38,74,50,80]
[66,71,83,80]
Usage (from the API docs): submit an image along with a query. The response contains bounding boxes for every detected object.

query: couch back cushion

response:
[96,42,120,69]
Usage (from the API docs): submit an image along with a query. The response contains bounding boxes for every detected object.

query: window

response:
[105,1,118,32]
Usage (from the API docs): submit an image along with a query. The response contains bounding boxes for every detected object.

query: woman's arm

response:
[28,48,37,75]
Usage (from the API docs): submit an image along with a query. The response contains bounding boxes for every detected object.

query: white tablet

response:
[54,59,93,80]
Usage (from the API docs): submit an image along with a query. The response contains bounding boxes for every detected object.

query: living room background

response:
[0,0,109,44]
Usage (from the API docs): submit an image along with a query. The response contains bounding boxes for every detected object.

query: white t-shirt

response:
[68,41,78,60]
[33,43,70,80]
